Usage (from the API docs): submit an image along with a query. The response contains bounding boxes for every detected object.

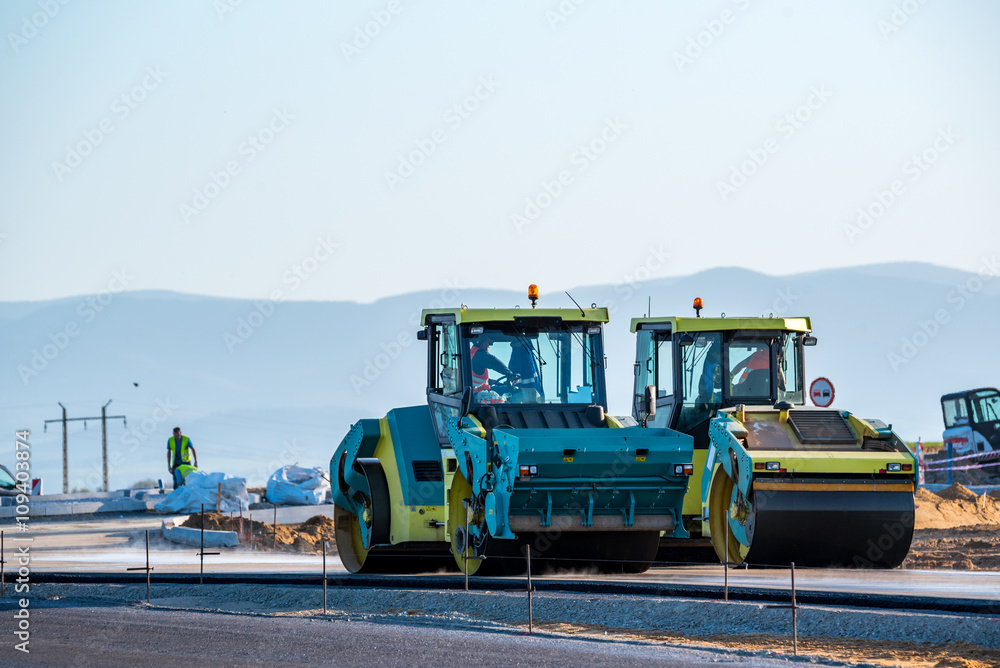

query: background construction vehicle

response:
[941,388,1000,456]
[630,299,917,568]
[332,288,693,574]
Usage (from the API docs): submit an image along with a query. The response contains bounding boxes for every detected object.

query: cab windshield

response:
[466,323,603,406]
[0,465,15,490]
[726,332,803,404]
[971,390,1000,424]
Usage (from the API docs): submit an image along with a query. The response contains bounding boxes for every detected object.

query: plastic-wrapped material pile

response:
[154,471,250,513]
[265,465,330,505]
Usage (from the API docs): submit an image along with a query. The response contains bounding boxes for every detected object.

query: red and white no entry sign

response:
[809,377,835,407]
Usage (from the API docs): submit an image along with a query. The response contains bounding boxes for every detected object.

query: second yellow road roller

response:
[630,299,917,568]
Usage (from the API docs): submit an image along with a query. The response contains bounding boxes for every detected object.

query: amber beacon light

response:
[528,284,539,308]
[693,297,703,317]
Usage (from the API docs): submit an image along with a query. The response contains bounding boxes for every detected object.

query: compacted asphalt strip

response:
[1,604,808,668]
[11,515,1000,614]
[25,572,1000,615]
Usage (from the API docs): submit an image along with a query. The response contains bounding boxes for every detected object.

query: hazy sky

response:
[1,1,998,303]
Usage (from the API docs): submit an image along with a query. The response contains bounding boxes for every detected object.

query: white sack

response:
[154,470,249,513]
[266,465,330,506]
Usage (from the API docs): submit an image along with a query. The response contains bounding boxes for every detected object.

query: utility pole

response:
[45,402,127,493]
[59,403,67,494]
[101,399,120,493]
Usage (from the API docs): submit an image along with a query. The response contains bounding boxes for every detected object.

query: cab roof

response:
[941,387,1000,402]
[630,315,812,334]
[422,307,609,326]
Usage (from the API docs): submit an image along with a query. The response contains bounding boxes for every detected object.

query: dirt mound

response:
[935,483,979,502]
[302,515,335,529]
[907,487,1000,570]
[914,486,1000,530]
[181,512,335,553]
[905,524,1000,571]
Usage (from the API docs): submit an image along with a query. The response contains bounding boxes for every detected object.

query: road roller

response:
[332,287,693,574]
[630,300,917,568]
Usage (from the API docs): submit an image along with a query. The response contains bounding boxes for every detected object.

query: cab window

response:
[0,466,14,490]
[943,397,970,428]
[777,332,803,404]
[429,322,462,442]
[468,324,603,406]
[434,323,461,396]
[656,335,673,398]
[728,340,770,398]
[675,332,722,433]
[971,391,1000,424]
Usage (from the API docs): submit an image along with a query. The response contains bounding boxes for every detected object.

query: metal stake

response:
[1,530,5,596]
[464,499,470,591]
[273,503,277,549]
[526,544,533,634]
[322,540,328,614]
[791,562,798,656]
[765,561,800,656]
[126,529,153,604]
[195,504,219,583]
[724,526,729,601]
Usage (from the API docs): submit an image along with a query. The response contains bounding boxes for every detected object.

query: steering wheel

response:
[491,374,520,394]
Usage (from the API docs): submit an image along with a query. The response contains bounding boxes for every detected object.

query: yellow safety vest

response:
[470,346,490,392]
[176,464,197,480]
[168,436,193,467]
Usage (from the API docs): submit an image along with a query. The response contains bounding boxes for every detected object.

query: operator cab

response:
[631,303,813,449]
[420,306,609,445]
[941,388,1000,455]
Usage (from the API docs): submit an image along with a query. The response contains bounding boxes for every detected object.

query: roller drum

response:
[743,486,914,568]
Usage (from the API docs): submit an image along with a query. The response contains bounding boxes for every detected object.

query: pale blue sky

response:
[1,0,998,303]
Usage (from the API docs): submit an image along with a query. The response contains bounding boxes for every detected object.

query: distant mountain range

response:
[3,262,997,490]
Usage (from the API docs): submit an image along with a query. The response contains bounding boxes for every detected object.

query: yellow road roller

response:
[332,288,693,574]
[630,300,917,568]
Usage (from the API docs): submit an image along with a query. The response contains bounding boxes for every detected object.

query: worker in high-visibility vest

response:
[167,427,198,489]
[470,332,519,398]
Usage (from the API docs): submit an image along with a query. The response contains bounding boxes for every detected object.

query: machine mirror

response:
[417,328,427,341]
[678,333,695,347]
[460,387,473,415]
[803,335,818,346]
[643,385,657,417]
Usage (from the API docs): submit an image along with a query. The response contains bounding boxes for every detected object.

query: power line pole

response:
[58,403,67,494]
[44,402,127,493]
[100,399,127,492]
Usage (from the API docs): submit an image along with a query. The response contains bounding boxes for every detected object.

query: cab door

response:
[633,325,676,427]
[425,317,466,445]
[969,389,1000,453]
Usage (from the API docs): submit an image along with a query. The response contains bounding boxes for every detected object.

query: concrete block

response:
[36,504,62,517]
[69,502,104,515]
[162,521,239,548]
[33,490,127,503]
